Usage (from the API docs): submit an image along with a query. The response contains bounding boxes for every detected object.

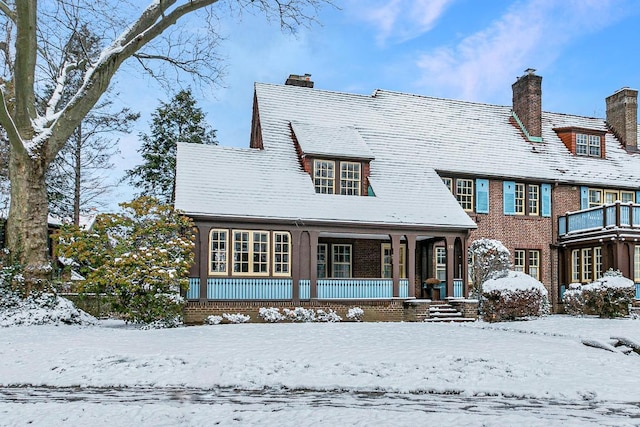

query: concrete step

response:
[424,317,475,323]
[429,307,458,313]
[430,311,462,317]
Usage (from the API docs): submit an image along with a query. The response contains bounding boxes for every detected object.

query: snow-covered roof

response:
[175,81,640,229]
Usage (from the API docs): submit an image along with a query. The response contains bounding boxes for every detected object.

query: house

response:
[174,71,640,322]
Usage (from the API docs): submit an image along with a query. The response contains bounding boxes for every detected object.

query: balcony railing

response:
[558,202,640,237]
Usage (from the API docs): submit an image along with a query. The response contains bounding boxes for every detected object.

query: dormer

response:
[554,127,607,159]
[290,121,375,196]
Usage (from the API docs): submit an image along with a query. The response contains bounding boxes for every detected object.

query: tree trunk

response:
[6,148,52,295]
[74,125,82,226]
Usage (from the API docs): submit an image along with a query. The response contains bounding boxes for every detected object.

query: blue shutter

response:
[476,179,489,214]
[503,181,515,215]
[636,190,640,204]
[580,186,589,210]
[541,183,552,217]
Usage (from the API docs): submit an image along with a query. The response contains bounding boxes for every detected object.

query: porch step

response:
[425,317,476,323]
[424,303,475,323]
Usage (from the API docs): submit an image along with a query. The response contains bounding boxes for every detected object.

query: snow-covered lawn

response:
[1,316,639,426]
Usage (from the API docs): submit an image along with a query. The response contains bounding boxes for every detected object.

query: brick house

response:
[175,71,640,320]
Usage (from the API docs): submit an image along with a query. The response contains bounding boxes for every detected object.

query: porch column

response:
[461,235,469,298]
[445,236,456,299]
[391,234,401,297]
[309,231,319,299]
[198,225,211,301]
[291,229,303,304]
[406,234,417,298]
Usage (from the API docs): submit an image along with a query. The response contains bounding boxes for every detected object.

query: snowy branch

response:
[0,85,27,156]
[0,1,16,23]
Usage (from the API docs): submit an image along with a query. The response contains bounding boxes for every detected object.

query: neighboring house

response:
[175,70,640,320]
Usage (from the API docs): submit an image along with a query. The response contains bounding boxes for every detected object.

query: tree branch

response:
[14,0,37,136]
[0,1,16,23]
[0,85,27,157]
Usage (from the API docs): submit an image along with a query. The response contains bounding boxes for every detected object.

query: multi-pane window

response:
[456,179,474,211]
[273,232,291,276]
[381,243,406,279]
[588,189,602,208]
[340,162,361,196]
[635,246,640,283]
[317,244,328,279]
[528,250,540,280]
[571,247,603,283]
[232,230,269,275]
[435,247,446,281]
[209,229,228,274]
[528,185,539,216]
[314,160,335,194]
[621,191,635,203]
[514,250,525,272]
[605,190,619,204]
[515,184,525,215]
[442,178,452,192]
[576,133,601,157]
[332,244,352,278]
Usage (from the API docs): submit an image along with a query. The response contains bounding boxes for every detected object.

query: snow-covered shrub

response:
[316,309,342,322]
[259,307,285,323]
[481,271,549,322]
[55,197,195,327]
[223,313,251,324]
[563,270,634,318]
[469,239,511,300]
[283,307,316,322]
[205,315,222,325]
[0,291,96,327]
[346,306,364,322]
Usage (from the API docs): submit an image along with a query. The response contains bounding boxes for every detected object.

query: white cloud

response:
[352,0,455,44]
[414,0,629,103]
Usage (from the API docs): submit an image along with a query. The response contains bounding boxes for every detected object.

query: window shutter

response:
[580,186,589,209]
[475,179,489,214]
[541,183,552,217]
[636,190,640,204]
[503,181,515,215]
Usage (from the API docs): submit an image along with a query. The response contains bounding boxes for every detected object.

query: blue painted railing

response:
[317,278,393,299]
[560,285,566,301]
[453,279,464,298]
[558,202,640,237]
[186,278,200,300]
[399,279,409,298]
[636,283,640,300]
[207,278,292,300]
[299,279,310,300]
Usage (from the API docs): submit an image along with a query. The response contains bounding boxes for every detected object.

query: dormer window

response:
[313,159,335,194]
[554,127,606,158]
[340,162,361,196]
[576,133,601,157]
[313,159,362,195]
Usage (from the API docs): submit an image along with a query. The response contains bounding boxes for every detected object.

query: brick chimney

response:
[606,87,638,153]
[512,68,542,141]
[285,73,314,88]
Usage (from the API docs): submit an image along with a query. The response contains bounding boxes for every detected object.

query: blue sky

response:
[109,0,640,208]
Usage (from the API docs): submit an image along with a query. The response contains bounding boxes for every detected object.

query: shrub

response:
[205,315,222,325]
[563,270,634,318]
[316,309,342,322]
[283,307,316,322]
[346,307,364,322]
[481,271,550,322]
[469,239,511,301]
[259,307,285,323]
[223,313,251,324]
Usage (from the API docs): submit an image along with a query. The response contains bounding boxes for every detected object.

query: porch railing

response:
[317,278,393,299]
[636,283,640,300]
[558,202,640,237]
[453,279,464,298]
[207,278,293,300]
[186,278,200,300]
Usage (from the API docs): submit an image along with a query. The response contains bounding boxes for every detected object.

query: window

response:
[515,184,525,215]
[528,185,539,216]
[317,244,328,279]
[635,246,640,283]
[514,250,525,272]
[332,244,352,278]
[435,247,446,281]
[456,179,474,211]
[588,189,602,208]
[381,243,406,278]
[442,177,452,192]
[571,247,603,283]
[209,229,228,275]
[232,230,269,275]
[605,190,619,204]
[340,162,361,196]
[273,232,291,276]
[514,249,539,280]
[621,191,635,203]
[314,160,335,194]
[576,133,601,157]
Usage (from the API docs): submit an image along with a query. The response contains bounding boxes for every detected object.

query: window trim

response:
[208,229,229,276]
[634,245,640,283]
[317,243,328,279]
[381,243,407,279]
[514,249,540,280]
[340,161,362,196]
[571,246,603,283]
[313,159,335,194]
[435,246,447,282]
[576,133,602,158]
[272,231,291,277]
[331,244,352,278]
[231,230,270,276]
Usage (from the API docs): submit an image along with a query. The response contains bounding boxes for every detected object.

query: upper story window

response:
[340,162,361,196]
[312,159,362,196]
[581,187,637,209]
[442,177,473,211]
[576,133,601,157]
[511,182,541,216]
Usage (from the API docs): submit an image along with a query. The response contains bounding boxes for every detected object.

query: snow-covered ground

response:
[1,316,640,426]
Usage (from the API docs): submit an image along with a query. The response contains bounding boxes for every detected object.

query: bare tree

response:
[0,0,330,295]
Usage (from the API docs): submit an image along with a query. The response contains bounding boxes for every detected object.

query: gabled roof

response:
[175,81,640,229]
